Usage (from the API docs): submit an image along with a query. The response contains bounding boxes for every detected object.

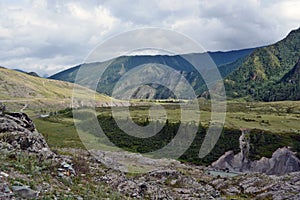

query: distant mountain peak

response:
[13,69,40,77]
[27,72,40,77]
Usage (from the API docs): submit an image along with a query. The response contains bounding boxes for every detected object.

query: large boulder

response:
[0,112,51,155]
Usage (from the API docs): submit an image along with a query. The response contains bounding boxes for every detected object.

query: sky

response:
[0,0,299,76]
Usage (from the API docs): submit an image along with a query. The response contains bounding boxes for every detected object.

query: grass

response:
[224,100,300,134]
[34,117,85,149]
[34,115,120,152]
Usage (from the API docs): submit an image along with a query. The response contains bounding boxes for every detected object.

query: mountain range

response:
[50,48,254,99]
[49,27,299,101]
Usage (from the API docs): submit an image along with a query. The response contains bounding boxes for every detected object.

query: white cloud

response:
[0,0,299,75]
[275,0,300,21]
[0,0,121,75]
[0,54,76,76]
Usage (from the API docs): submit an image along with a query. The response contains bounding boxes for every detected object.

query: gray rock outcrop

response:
[0,112,52,156]
[252,147,300,175]
[211,129,300,175]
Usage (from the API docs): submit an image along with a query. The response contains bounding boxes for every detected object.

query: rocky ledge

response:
[0,112,51,155]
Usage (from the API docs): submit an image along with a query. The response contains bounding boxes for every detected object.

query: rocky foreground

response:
[0,113,300,199]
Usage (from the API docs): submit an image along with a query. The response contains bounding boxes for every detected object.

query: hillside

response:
[50,49,254,99]
[0,67,112,112]
[225,27,300,101]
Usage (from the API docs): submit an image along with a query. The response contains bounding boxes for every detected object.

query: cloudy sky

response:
[0,0,299,76]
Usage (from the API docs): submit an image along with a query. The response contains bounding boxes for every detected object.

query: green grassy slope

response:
[0,67,112,113]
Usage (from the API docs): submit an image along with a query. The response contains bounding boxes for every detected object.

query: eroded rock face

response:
[252,147,300,175]
[0,112,51,154]
[211,129,300,175]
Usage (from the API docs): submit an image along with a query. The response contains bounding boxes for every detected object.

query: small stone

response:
[4,185,11,193]
[0,172,9,178]
[12,185,38,199]
[169,179,177,186]
[131,193,138,197]
[211,190,220,198]
[173,188,190,194]
[61,162,71,169]
[57,168,64,172]
[58,172,64,177]
[225,186,240,194]
[76,195,83,200]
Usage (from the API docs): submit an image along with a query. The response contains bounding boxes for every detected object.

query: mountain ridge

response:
[50,48,254,98]
[225,27,300,101]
